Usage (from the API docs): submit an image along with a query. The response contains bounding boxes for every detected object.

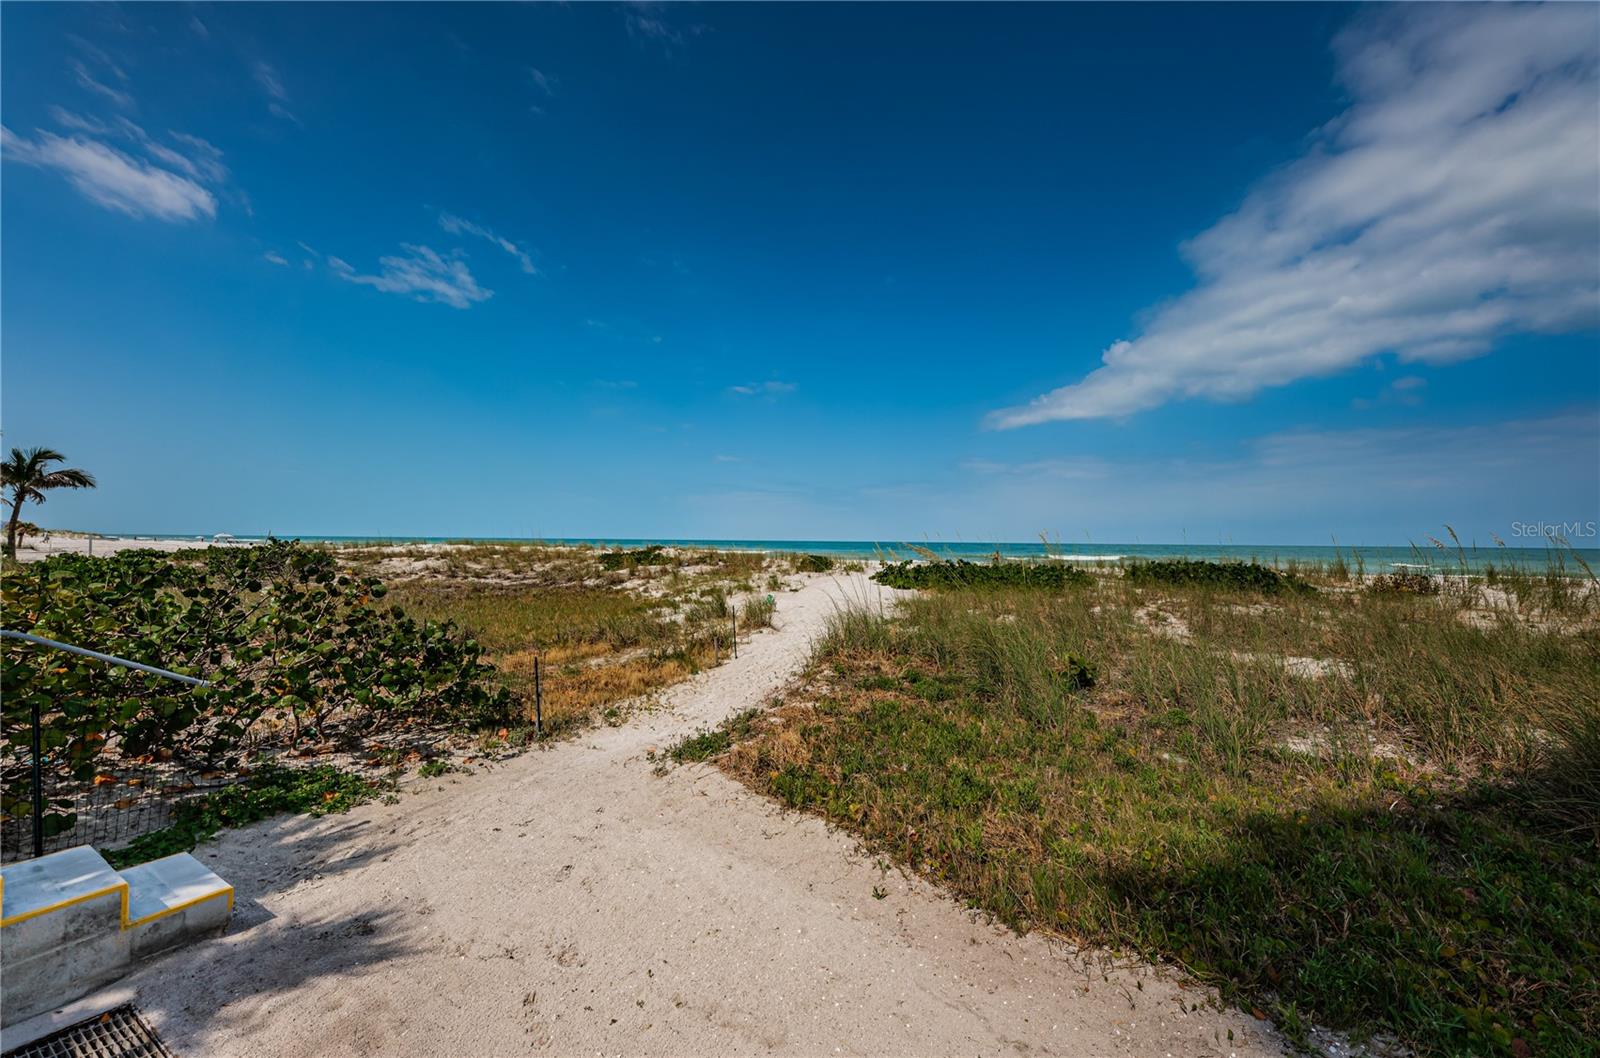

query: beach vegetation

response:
[598,545,670,571]
[2,541,509,836]
[740,593,777,629]
[1369,570,1442,595]
[102,763,377,868]
[873,559,1092,591]
[699,567,1600,1056]
[374,545,789,738]
[1122,557,1308,594]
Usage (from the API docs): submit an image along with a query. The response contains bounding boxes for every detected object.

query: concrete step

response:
[0,848,233,1026]
[0,847,127,963]
[121,853,233,959]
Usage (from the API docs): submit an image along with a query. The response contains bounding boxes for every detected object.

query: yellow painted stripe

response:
[0,882,128,928]
[123,886,234,929]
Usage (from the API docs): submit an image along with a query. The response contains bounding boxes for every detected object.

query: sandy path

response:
[87,572,1286,1057]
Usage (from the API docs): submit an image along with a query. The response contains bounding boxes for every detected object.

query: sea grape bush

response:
[598,545,670,571]
[1,541,511,831]
[1122,558,1307,594]
[1368,571,1442,595]
[873,560,1091,591]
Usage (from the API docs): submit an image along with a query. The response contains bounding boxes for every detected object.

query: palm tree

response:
[3,447,96,558]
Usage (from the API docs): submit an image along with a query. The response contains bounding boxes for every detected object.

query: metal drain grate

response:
[3,1005,176,1058]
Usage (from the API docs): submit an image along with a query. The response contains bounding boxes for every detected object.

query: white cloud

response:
[263,251,289,266]
[99,120,229,185]
[329,245,492,309]
[253,61,300,123]
[46,107,110,135]
[4,107,233,223]
[44,111,228,185]
[2,125,215,221]
[70,58,133,109]
[438,212,538,274]
[528,67,557,96]
[990,4,1600,427]
[729,381,797,397]
[253,61,288,101]
[624,3,707,49]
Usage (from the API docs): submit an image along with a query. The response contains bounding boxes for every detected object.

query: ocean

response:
[102,534,1600,574]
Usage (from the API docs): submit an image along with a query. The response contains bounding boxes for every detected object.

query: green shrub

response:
[1369,571,1442,595]
[2,542,510,835]
[793,553,835,573]
[597,545,669,571]
[1123,558,1306,594]
[873,559,1090,591]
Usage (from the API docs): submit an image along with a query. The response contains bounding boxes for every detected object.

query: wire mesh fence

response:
[1,759,236,864]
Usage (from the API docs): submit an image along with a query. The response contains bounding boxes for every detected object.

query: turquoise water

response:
[106,533,1599,574]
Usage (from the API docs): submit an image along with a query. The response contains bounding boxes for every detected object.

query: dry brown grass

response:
[358,542,784,738]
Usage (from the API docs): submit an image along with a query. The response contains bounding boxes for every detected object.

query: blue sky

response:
[3,2,1597,545]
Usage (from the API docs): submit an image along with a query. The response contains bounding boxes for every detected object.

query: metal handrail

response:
[0,630,210,687]
[2,628,211,860]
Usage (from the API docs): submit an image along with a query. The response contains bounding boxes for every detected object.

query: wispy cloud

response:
[990,4,1600,427]
[46,107,109,135]
[729,381,797,397]
[2,125,216,221]
[624,2,707,50]
[438,212,537,274]
[528,67,557,96]
[263,251,289,266]
[69,58,133,109]
[119,122,227,184]
[329,245,492,309]
[4,105,234,223]
[43,109,229,185]
[252,61,299,124]
[253,60,287,100]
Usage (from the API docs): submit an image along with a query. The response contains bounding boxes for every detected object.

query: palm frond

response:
[37,469,96,490]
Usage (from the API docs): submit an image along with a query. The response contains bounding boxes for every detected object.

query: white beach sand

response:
[13,534,248,562]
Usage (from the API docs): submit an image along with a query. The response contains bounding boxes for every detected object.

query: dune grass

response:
[377,545,784,737]
[693,568,1599,1056]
